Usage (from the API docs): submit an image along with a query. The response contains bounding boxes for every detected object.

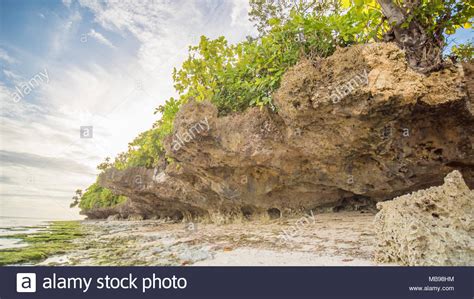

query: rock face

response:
[374,171,474,265]
[91,43,474,222]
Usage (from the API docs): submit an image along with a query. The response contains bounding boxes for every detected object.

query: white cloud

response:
[62,0,72,7]
[78,0,256,72]
[231,0,254,30]
[49,10,82,56]
[1,0,257,221]
[3,69,22,81]
[79,0,203,72]
[0,48,17,64]
[87,29,115,49]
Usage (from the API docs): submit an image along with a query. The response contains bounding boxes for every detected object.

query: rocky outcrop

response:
[82,199,143,220]
[374,171,474,265]
[92,43,474,222]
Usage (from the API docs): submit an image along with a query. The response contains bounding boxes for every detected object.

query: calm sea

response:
[0,216,51,249]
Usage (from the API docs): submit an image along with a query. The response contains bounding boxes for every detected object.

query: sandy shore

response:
[38,211,387,266]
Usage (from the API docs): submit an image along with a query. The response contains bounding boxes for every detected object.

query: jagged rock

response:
[94,42,473,222]
[107,214,121,221]
[127,214,144,221]
[82,199,142,219]
[374,171,474,265]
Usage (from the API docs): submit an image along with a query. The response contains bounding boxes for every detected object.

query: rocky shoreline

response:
[37,210,379,266]
[2,43,472,267]
[1,170,471,266]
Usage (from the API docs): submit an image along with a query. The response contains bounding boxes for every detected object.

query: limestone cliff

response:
[90,43,474,222]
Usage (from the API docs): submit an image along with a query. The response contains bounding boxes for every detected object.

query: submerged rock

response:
[90,43,473,222]
[374,170,474,265]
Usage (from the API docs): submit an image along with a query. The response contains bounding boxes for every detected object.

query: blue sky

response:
[446,28,473,53]
[0,0,472,221]
[0,0,255,220]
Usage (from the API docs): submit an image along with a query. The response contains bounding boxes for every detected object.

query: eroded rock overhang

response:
[93,43,474,222]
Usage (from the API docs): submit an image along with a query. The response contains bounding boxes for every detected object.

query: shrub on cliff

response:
[75,183,127,211]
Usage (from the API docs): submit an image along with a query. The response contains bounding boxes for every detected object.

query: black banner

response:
[0,266,472,299]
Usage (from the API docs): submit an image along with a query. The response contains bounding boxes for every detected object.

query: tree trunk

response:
[377,0,444,73]
[378,0,404,25]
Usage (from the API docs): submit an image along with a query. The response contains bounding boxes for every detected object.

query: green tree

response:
[97,157,112,171]
[249,0,342,35]
[69,189,83,208]
[78,183,127,211]
[374,0,473,72]
[450,41,474,62]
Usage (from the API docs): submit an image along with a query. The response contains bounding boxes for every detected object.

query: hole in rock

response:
[267,208,281,219]
[172,211,184,222]
[425,203,436,211]
[431,213,440,218]
[241,206,255,220]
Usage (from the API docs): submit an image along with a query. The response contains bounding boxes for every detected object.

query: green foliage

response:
[96,157,112,171]
[71,156,127,210]
[451,41,474,62]
[249,0,342,35]
[343,0,473,43]
[172,33,293,114]
[404,0,472,36]
[69,189,83,208]
[341,0,385,41]
[171,7,375,114]
[115,129,163,169]
[0,221,84,265]
[111,97,181,170]
[78,183,127,211]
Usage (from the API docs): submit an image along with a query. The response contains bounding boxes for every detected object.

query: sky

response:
[0,1,472,222]
[0,0,256,220]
